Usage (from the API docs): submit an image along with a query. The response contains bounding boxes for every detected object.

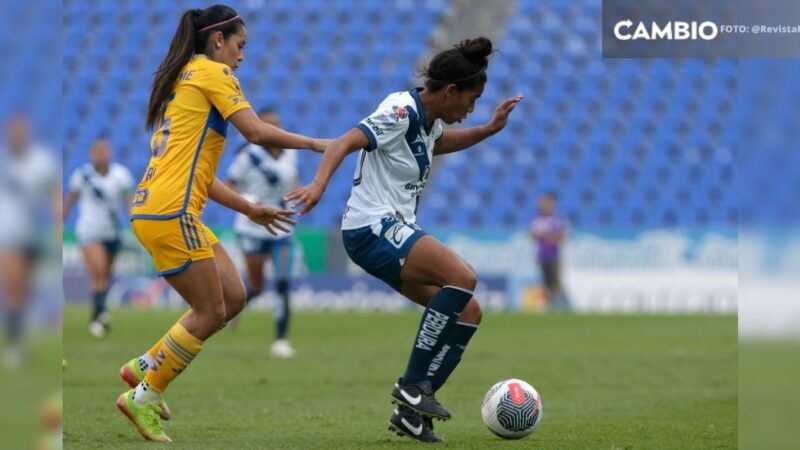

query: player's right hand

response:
[246,205,296,235]
[285,180,325,216]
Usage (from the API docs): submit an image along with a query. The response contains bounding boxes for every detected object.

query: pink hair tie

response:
[197,15,240,33]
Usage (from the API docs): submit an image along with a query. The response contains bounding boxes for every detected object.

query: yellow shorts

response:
[131,214,219,276]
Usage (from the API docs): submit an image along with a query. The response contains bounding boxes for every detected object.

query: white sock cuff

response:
[443,285,474,296]
[456,321,479,328]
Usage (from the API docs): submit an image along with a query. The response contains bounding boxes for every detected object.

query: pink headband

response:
[197,15,240,33]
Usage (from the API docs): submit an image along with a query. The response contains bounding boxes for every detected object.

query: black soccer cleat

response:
[390,379,451,420]
[387,405,445,443]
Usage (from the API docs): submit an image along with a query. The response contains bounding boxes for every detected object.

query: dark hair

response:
[421,37,493,92]
[146,5,245,131]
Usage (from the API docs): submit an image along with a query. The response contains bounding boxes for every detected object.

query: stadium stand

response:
[1,0,61,143]
[63,0,737,230]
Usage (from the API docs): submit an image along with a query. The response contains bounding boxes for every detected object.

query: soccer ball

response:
[481,379,543,439]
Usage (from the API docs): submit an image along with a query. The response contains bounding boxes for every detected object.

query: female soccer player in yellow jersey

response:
[115,5,328,442]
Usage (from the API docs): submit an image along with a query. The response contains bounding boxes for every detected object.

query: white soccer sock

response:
[139,353,155,373]
[131,380,160,406]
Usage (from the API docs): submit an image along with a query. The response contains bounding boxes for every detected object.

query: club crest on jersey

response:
[132,188,149,206]
[384,221,415,249]
[392,105,408,119]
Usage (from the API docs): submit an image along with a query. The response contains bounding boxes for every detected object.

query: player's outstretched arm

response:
[434,93,523,156]
[208,177,295,235]
[285,128,368,216]
[63,190,78,222]
[228,108,331,153]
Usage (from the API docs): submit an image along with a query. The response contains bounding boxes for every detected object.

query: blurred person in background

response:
[225,108,298,358]
[64,138,134,338]
[530,192,571,311]
[0,115,59,368]
[288,37,522,443]
[114,5,327,443]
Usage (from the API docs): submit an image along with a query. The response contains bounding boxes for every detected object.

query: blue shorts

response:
[342,216,428,292]
[102,239,121,258]
[80,238,121,259]
[237,235,294,278]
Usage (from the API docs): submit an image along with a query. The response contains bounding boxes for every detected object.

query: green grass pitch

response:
[63,305,736,449]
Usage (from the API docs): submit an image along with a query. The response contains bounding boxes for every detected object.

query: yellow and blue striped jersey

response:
[131,54,251,219]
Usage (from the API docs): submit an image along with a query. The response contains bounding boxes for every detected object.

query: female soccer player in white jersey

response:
[226,108,299,358]
[288,37,522,443]
[0,116,59,368]
[64,139,134,337]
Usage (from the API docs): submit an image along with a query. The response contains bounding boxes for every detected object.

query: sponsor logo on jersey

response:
[392,105,408,119]
[373,112,397,127]
[365,117,384,136]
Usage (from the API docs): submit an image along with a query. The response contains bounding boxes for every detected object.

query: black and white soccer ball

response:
[481,378,543,439]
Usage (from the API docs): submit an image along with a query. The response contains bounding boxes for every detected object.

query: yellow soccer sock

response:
[144,321,204,393]
[146,334,167,361]
[140,311,191,369]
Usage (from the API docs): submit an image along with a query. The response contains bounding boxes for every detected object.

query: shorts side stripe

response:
[188,215,203,249]
[199,225,212,248]
[179,215,194,250]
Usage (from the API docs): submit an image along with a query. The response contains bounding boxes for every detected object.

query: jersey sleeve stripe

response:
[356,123,378,152]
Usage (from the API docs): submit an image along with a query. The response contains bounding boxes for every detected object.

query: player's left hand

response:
[285,179,325,216]
[247,205,296,235]
[487,93,523,133]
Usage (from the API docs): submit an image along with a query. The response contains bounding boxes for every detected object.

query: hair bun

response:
[456,37,493,67]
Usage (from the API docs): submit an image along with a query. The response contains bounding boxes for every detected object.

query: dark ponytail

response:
[146,5,244,131]
[421,36,493,92]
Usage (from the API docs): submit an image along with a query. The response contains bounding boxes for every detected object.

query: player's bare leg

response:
[82,242,113,337]
[212,243,247,323]
[390,236,480,421]
[0,249,33,368]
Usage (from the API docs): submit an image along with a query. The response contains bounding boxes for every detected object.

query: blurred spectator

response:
[530,192,571,311]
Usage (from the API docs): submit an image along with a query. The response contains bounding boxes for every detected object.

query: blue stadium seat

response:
[59,0,744,230]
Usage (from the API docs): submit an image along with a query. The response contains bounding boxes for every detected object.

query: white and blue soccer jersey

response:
[67,162,133,243]
[342,88,444,230]
[0,145,58,247]
[226,145,298,239]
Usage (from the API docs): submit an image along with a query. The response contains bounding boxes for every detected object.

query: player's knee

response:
[451,265,478,292]
[225,295,245,320]
[248,277,264,293]
[223,277,247,320]
[198,301,227,330]
[460,298,482,325]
